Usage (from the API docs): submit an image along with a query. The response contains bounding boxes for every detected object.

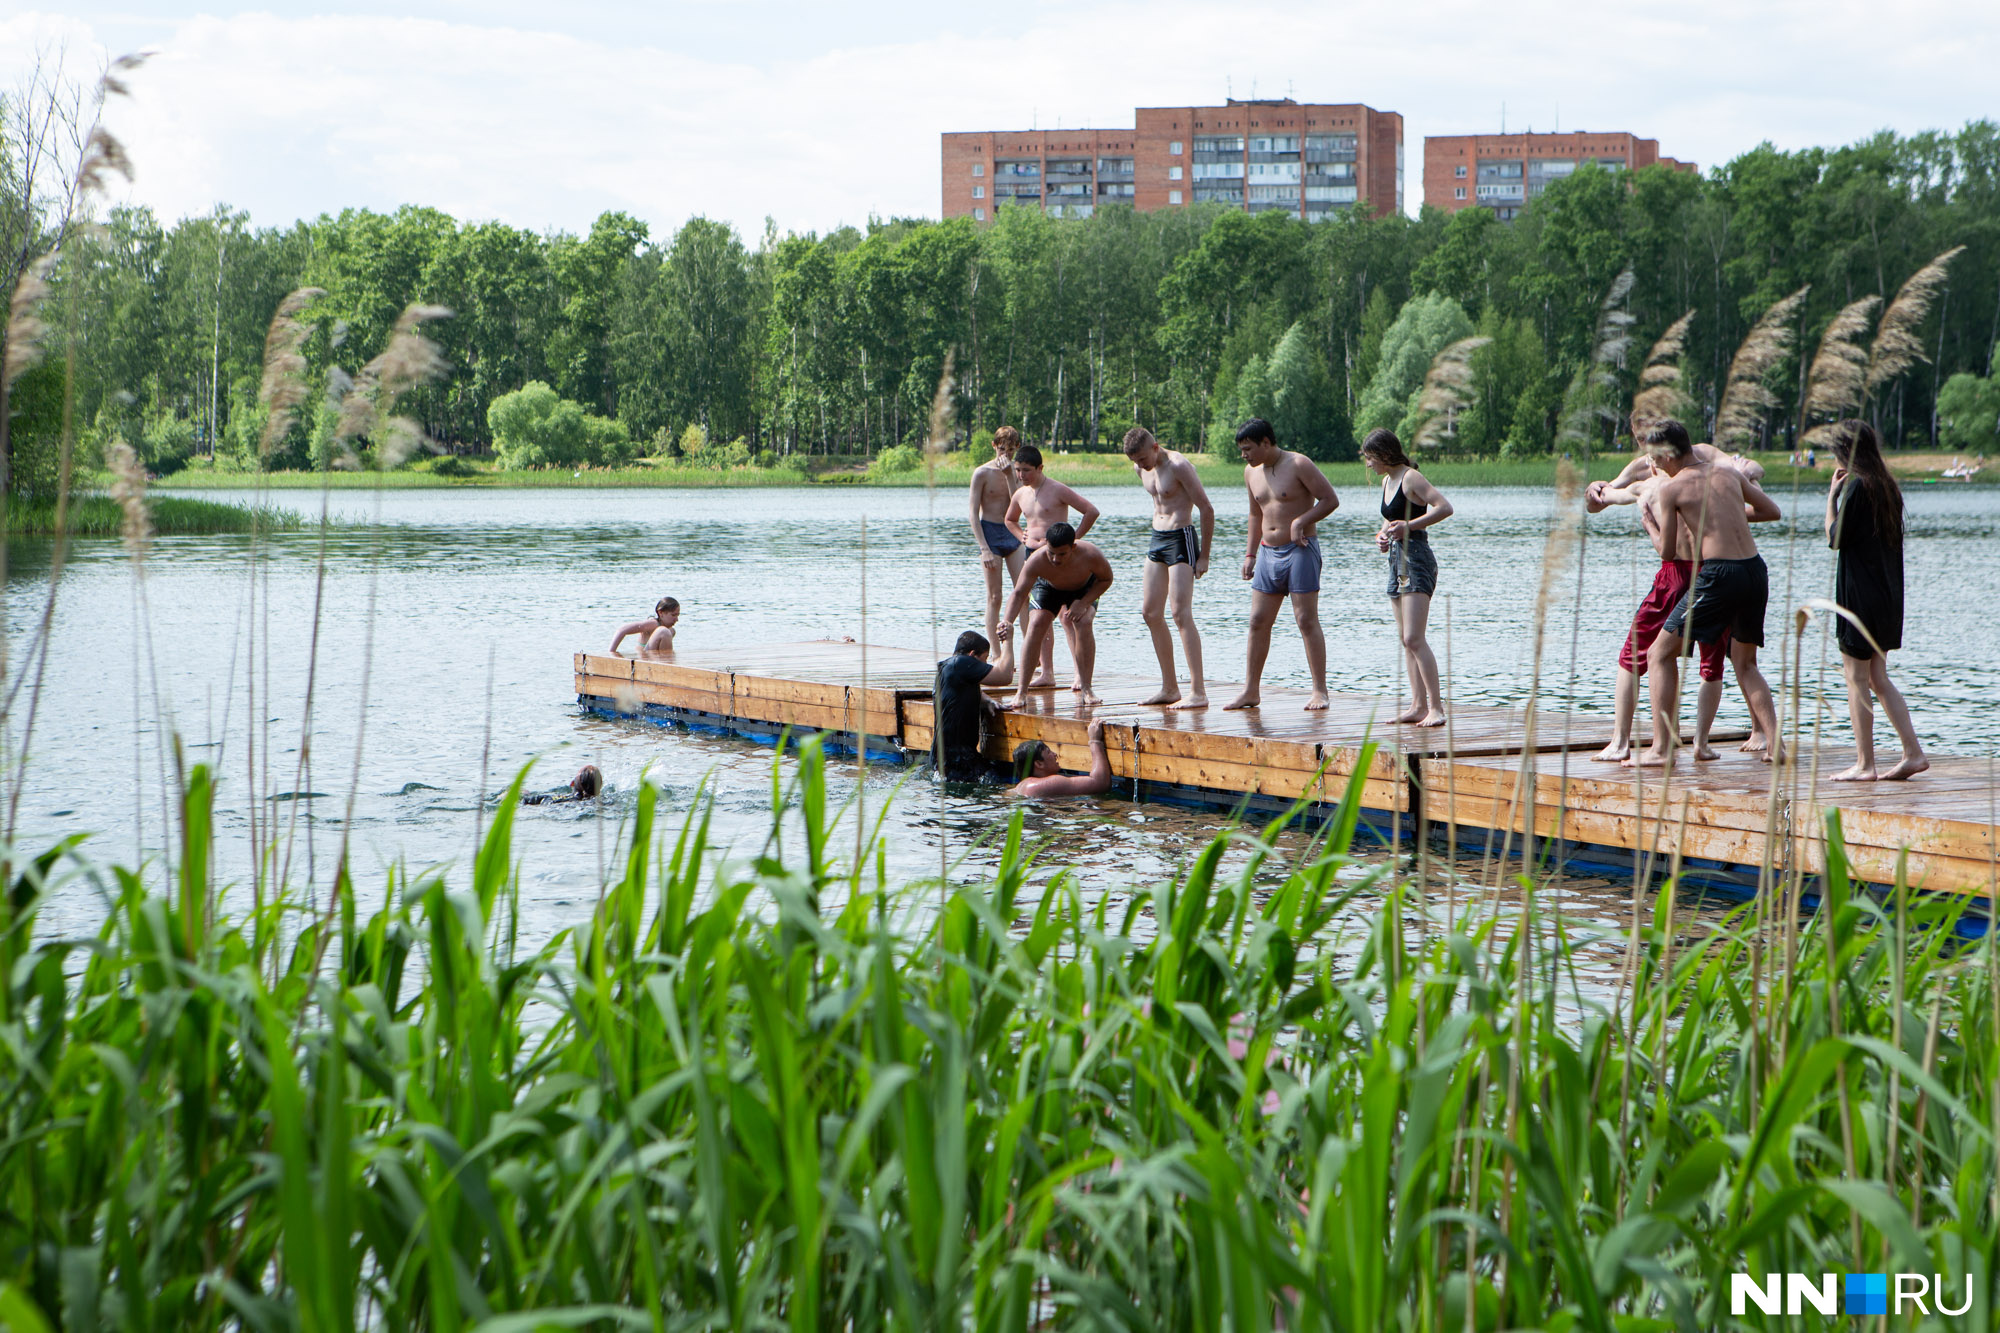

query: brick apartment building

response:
[1423,131,1695,220]
[941,98,1403,224]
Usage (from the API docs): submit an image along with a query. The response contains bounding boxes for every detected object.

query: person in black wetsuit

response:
[934,626,1018,783]
[1361,428,1454,727]
[1824,419,1928,781]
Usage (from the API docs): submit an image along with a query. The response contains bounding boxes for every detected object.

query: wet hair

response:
[1121,426,1157,455]
[1635,417,1693,457]
[571,765,603,798]
[1012,739,1047,779]
[655,596,679,617]
[1234,418,1276,446]
[1360,428,1415,470]
[1044,521,1076,548]
[1015,444,1044,469]
[992,426,1021,450]
[954,630,990,656]
[1825,419,1904,541]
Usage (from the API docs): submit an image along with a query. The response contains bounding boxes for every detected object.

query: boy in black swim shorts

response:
[1125,426,1215,708]
[1001,522,1115,708]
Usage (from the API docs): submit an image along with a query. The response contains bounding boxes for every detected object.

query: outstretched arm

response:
[982,624,1017,688]
[1002,551,1044,625]
[609,620,652,653]
[1588,457,1655,512]
[1018,720,1114,797]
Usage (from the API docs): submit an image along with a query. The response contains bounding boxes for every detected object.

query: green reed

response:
[0,740,1995,1331]
[4,493,302,536]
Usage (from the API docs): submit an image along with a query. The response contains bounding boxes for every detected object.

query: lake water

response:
[10,479,1998,954]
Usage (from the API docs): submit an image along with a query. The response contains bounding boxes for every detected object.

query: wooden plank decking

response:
[574,641,1998,901]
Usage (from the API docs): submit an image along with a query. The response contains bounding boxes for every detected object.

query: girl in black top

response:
[1823,419,1927,780]
[1361,428,1454,726]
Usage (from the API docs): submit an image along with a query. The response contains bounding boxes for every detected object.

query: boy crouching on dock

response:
[610,597,680,654]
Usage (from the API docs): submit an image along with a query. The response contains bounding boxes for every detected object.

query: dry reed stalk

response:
[1557,269,1636,449]
[1714,286,1809,447]
[257,287,325,456]
[1629,309,1695,421]
[1411,336,1491,451]
[105,438,151,559]
[1865,246,1965,398]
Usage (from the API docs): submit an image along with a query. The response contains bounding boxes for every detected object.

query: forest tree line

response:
[9,119,2000,488]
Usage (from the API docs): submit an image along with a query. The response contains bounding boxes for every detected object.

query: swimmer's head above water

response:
[1011,738,1059,781]
[571,765,603,798]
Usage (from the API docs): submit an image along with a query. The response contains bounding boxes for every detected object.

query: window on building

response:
[1169,165,1183,180]
[1168,189,1182,205]
[972,185,984,199]
[971,163,984,177]
[1454,187,1465,200]
[1454,164,1466,177]
[974,207,986,221]
[1169,140,1183,155]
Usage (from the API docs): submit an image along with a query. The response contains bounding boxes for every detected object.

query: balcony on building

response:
[1096,157,1135,179]
[1097,181,1136,199]
[1044,159,1092,180]
[1304,134,1358,164]
[995,160,1041,178]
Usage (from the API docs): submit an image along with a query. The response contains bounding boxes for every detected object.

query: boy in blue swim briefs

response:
[1225,419,1340,712]
[968,426,1026,650]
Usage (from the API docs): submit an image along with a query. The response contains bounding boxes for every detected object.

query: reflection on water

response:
[11,482,1997,951]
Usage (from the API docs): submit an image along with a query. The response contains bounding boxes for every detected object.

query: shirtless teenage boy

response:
[1001,522,1114,708]
[1011,718,1115,798]
[1004,444,1101,688]
[1124,426,1214,709]
[1635,419,1784,766]
[968,426,1026,649]
[1587,428,1774,759]
[1225,418,1340,711]
[609,597,680,654]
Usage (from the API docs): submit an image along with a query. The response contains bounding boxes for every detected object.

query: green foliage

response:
[3,752,1997,1329]
[868,443,922,477]
[1937,362,2000,452]
[140,411,197,476]
[488,380,632,469]
[1356,292,1475,438]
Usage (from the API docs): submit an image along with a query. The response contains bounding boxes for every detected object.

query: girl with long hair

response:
[1361,428,1454,726]
[1824,419,1927,780]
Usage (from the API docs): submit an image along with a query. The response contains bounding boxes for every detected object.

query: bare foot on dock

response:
[1305,692,1330,712]
[1626,748,1674,769]
[1027,671,1057,689]
[1136,688,1181,706]
[1739,734,1768,753]
[1831,763,1876,781]
[1170,694,1209,711]
[1693,742,1719,761]
[1071,679,1084,693]
[1391,705,1427,724]
[1000,695,1024,711]
[1417,710,1447,728]
[1592,740,1631,762]
[1881,755,1929,781]
[1079,689,1103,707]
[1223,691,1260,711]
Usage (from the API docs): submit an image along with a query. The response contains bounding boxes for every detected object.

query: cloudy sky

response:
[5,0,1992,242]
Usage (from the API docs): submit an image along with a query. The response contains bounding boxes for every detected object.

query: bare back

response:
[1142,451,1200,529]
[970,459,1015,522]
[1246,451,1331,546]
[1659,461,1759,561]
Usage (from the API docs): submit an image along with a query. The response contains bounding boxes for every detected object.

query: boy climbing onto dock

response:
[609,597,679,654]
[1124,427,1213,709]
[1001,522,1114,708]
[1224,418,1340,712]
[968,426,1025,652]
[1634,418,1783,766]
[1004,445,1101,689]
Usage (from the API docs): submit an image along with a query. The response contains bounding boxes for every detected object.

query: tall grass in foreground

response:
[1,743,1996,1331]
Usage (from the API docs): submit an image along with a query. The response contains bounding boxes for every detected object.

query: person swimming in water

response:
[1011,718,1114,797]
[522,765,603,804]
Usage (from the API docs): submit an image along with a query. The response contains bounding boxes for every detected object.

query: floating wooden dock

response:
[575,642,1998,904]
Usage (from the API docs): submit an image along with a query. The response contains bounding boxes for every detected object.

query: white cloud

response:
[7,0,1994,241]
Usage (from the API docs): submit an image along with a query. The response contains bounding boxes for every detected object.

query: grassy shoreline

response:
[136,449,1998,493]
[5,492,304,536]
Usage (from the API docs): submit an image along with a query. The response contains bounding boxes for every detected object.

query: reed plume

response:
[3,254,55,393]
[1864,246,1964,397]
[74,57,146,202]
[1411,335,1490,450]
[1629,309,1695,422]
[1802,296,1879,430]
[105,437,151,559]
[1557,268,1636,449]
[257,287,325,457]
[924,348,958,461]
[332,303,451,468]
[1714,285,1809,448]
